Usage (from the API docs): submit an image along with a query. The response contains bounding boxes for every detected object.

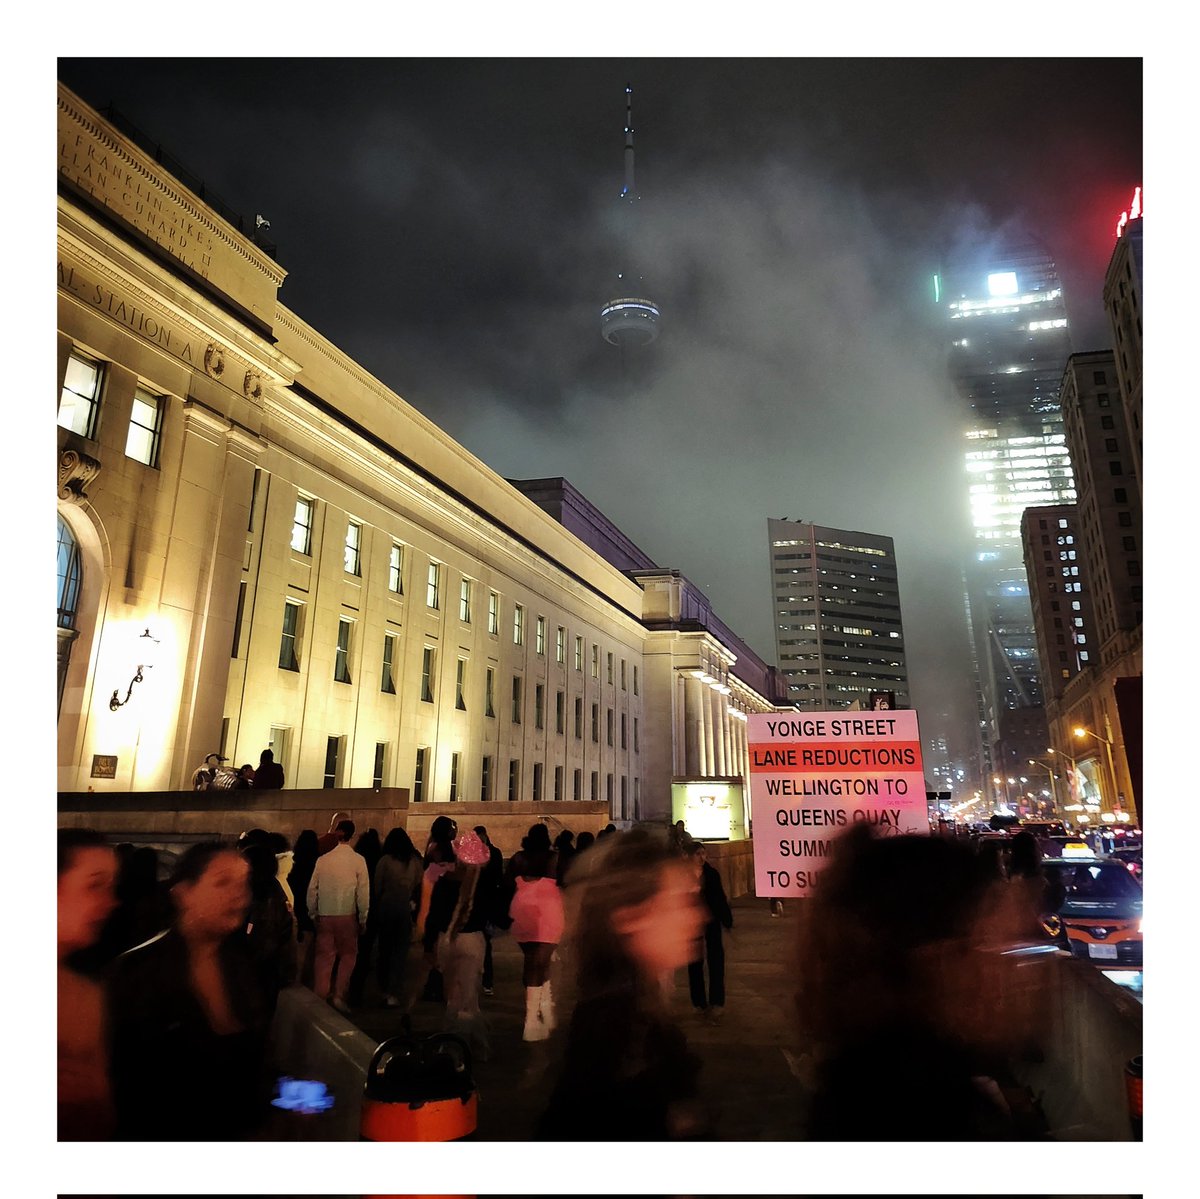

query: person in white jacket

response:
[307,819,369,1012]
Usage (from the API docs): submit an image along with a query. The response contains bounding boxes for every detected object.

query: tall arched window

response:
[57,515,82,716]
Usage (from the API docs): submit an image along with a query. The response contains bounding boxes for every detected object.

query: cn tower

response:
[600,85,661,353]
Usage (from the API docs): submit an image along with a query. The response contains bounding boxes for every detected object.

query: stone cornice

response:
[58,85,286,289]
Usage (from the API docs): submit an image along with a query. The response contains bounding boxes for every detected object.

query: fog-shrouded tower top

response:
[600,84,661,349]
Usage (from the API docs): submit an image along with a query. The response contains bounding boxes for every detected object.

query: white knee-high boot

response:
[523,985,548,1041]
[538,980,556,1032]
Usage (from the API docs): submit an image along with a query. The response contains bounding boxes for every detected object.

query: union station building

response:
[56,84,787,830]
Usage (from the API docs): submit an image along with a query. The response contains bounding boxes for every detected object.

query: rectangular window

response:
[535,683,545,729]
[388,543,404,593]
[556,626,566,664]
[291,496,314,554]
[268,725,291,778]
[621,775,628,815]
[574,636,583,671]
[456,658,468,710]
[606,774,614,806]
[427,562,441,609]
[607,652,614,684]
[634,716,639,753]
[592,702,599,743]
[1098,393,1111,408]
[373,742,387,789]
[634,665,639,695]
[607,708,614,747]
[344,521,362,575]
[1113,488,1128,503]
[460,578,472,623]
[621,659,627,690]
[512,675,523,723]
[1108,460,1123,475]
[488,591,499,635]
[574,697,583,739]
[279,600,301,670]
[486,667,496,717]
[248,468,260,532]
[1101,415,1115,430]
[1092,370,1107,384]
[590,771,599,802]
[413,747,427,802]
[58,350,104,439]
[1118,512,1133,527]
[323,736,343,788]
[621,712,627,749]
[1105,438,1119,453]
[514,604,525,645]
[508,759,520,802]
[481,755,493,802]
[554,765,564,803]
[535,616,546,656]
[533,762,544,804]
[573,768,582,801]
[334,617,353,683]
[231,580,247,658]
[421,646,435,702]
[1122,535,1136,550]
[450,752,461,802]
[591,645,599,678]
[381,632,397,693]
[556,690,565,734]
[125,387,163,467]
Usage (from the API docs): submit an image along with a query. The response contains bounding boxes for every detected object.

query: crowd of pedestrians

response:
[60,807,1050,1142]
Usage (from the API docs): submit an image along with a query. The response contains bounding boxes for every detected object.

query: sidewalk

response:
[345,894,810,1140]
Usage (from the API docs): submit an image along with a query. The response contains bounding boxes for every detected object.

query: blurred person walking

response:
[106,842,271,1139]
[307,819,369,1013]
[474,825,505,996]
[538,827,708,1139]
[794,824,1047,1139]
[58,829,118,1140]
[241,841,295,1015]
[287,829,319,986]
[347,828,383,1005]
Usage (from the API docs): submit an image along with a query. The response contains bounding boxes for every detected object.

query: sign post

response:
[747,710,928,898]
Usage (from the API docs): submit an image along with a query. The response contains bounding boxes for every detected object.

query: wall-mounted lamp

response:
[109,628,160,711]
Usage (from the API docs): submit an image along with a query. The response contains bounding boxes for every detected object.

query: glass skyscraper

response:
[937,243,1076,775]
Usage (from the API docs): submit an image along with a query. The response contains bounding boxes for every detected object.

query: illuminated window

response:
[344,522,362,575]
[421,646,435,702]
[514,604,525,645]
[488,590,499,634]
[291,497,314,554]
[456,658,467,710]
[381,632,397,694]
[556,626,566,664]
[591,645,599,678]
[426,562,441,609]
[536,616,546,655]
[460,578,472,623]
[333,618,353,683]
[388,543,404,593]
[485,667,495,717]
[125,387,163,467]
[58,350,104,439]
[279,600,302,670]
[413,747,427,802]
[574,635,583,671]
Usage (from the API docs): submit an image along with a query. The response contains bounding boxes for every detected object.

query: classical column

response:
[684,674,704,777]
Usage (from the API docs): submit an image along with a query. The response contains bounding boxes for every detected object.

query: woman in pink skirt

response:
[506,823,564,1041]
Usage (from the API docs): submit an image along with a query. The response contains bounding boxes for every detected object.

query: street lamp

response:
[1074,724,1119,818]
[1028,758,1059,813]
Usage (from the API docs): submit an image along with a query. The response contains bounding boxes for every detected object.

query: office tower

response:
[937,243,1077,775]
[1104,188,1143,494]
[600,85,661,356]
[768,518,910,711]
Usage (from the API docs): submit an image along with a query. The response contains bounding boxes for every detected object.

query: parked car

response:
[1107,845,1143,879]
[1039,857,1142,966]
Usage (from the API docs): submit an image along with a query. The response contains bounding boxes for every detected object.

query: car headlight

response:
[1137,919,1143,934]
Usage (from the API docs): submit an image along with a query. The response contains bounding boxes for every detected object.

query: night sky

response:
[56,56,1142,767]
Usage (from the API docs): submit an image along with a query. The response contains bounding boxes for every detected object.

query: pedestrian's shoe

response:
[330,996,351,1015]
[523,986,549,1042]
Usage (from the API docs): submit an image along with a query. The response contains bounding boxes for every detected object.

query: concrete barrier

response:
[1012,954,1143,1140]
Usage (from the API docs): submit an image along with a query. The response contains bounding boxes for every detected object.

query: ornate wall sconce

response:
[109,628,160,711]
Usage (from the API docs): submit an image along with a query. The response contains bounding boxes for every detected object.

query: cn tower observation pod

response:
[600,296,661,346]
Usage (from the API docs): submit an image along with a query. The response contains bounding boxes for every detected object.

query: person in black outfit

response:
[106,842,271,1140]
[241,841,295,1015]
[473,825,505,995]
[684,841,733,1020]
[538,827,708,1140]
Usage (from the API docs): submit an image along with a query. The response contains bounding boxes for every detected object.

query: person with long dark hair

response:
[373,827,423,1006]
[287,829,319,987]
[241,841,295,1015]
[347,828,383,1005]
[538,828,707,1138]
[106,841,271,1139]
[404,815,457,1017]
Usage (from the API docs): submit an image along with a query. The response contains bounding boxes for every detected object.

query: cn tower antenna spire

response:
[601,82,660,352]
[622,83,636,199]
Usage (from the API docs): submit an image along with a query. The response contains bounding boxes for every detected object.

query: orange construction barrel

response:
[1124,1055,1142,1141]
[360,1033,477,1142]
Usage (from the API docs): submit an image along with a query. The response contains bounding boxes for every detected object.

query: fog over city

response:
[57,56,1142,759]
